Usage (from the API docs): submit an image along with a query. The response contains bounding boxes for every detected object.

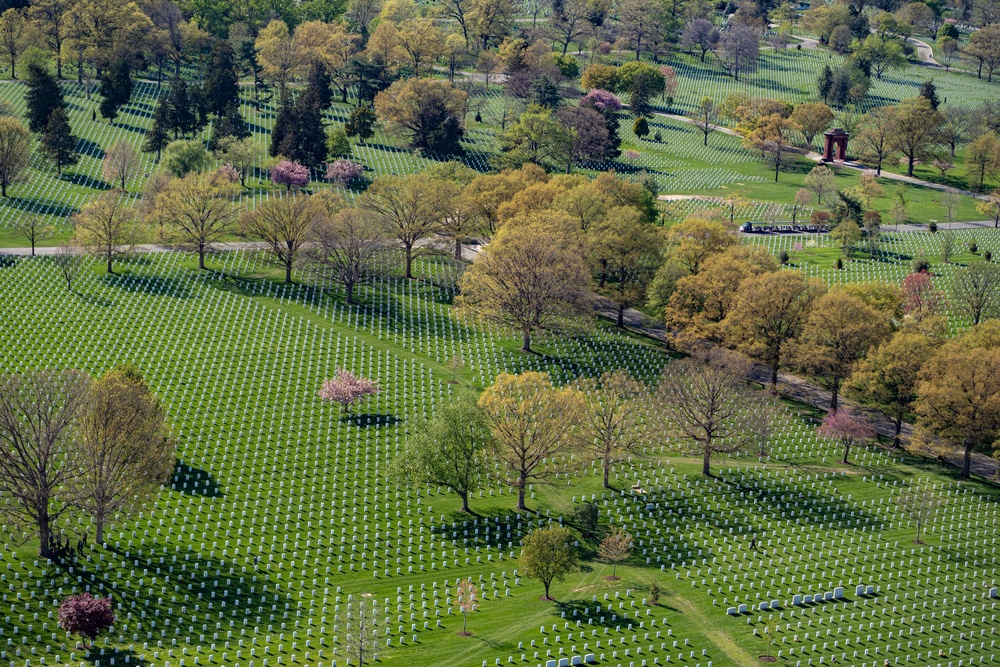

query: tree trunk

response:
[405,245,413,279]
[39,521,51,559]
[543,579,551,599]
[454,238,462,260]
[96,518,104,545]
[2,181,6,197]
[616,303,625,327]
[893,410,903,448]
[346,281,355,305]
[107,253,114,275]
[961,439,972,479]
[907,155,915,177]
[199,248,206,270]
[830,376,839,412]
[521,330,532,353]
[285,261,293,284]
[843,443,851,465]
[770,357,779,387]
[459,489,470,512]
[774,160,780,182]
[603,462,610,488]
[702,447,711,476]
[517,483,527,510]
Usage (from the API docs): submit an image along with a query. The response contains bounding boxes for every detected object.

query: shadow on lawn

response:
[170,460,224,497]
[82,647,150,666]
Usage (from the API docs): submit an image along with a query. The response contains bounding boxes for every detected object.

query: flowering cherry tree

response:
[58,593,115,648]
[318,369,380,413]
[817,409,875,464]
[326,159,365,186]
[580,89,622,114]
[902,271,944,322]
[271,160,310,191]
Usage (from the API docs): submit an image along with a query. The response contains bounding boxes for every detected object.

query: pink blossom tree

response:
[902,271,945,322]
[580,89,622,115]
[58,593,115,648]
[318,369,380,413]
[271,160,310,191]
[326,159,365,186]
[817,409,876,464]
[660,66,678,102]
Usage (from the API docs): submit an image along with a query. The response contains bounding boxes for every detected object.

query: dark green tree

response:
[531,74,562,108]
[633,116,649,139]
[211,101,249,147]
[24,63,65,134]
[288,86,327,167]
[919,79,940,110]
[344,105,377,145]
[99,58,133,123]
[306,59,333,110]
[144,100,171,161]
[40,108,78,175]
[817,64,834,103]
[203,41,241,117]
[167,79,197,138]
[269,90,294,158]
[348,57,390,105]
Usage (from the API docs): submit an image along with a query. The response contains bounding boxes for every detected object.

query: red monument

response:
[823,127,849,162]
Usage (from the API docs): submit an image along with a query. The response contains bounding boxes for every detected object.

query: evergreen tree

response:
[211,101,249,147]
[307,60,333,110]
[99,59,133,123]
[531,74,562,109]
[203,41,240,117]
[287,86,327,168]
[817,65,834,104]
[40,108,78,175]
[270,90,294,158]
[919,79,940,110]
[144,100,171,160]
[167,79,196,138]
[24,63,64,134]
[344,105,377,145]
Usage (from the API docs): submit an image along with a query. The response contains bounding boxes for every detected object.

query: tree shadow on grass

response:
[170,460,224,497]
[102,274,194,298]
[64,172,111,190]
[340,413,403,427]
[82,647,150,666]
[554,599,633,627]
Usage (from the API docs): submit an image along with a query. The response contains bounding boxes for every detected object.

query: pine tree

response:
[817,65,834,104]
[144,101,170,161]
[203,41,240,117]
[211,101,249,147]
[307,60,333,110]
[919,79,940,110]
[296,86,328,168]
[167,79,196,138]
[24,63,64,134]
[270,90,294,158]
[40,108,78,175]
[344,106,377,145]
[99,59,133,123]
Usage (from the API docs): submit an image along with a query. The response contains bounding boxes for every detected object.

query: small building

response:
[823,127,849,162]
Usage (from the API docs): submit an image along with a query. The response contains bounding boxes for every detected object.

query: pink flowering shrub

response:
[318,369,380,413]
[326,159,365,185]
[581,89,622,115]
[271,160,310,191]
[624,150,640,162]
[58,594,115,647]
[817,409,875,464]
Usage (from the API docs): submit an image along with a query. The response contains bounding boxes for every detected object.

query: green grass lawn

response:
[0,249,997,667]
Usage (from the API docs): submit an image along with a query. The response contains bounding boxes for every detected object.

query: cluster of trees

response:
[0,365,174,558]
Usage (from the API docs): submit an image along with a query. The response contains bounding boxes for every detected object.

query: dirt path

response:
[670,594,760,667]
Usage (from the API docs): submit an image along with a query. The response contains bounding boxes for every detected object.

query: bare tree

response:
[576,370,650,488]
[656,347,760,476]
[102,141,140,191]
[308,208,389,305]
[717,26,759,81]
[74,366,174,545]
[897,483,944,544]
[241,193,318,284]
[597,525,634,579]
[681,18,720,61]
[951,261,1000,326]
[52,242,86,291]
[0,370,89,559]
[340,594,379,666]
[12,213,53,256]
[73,189,137,274]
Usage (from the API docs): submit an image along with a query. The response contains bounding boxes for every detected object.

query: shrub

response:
[912,256,931,273]
[778,250,789,264]
[271,159,309,191]
[326,159,365,185]
[970,241,979,253]
[653,130,663,142]
[986,250,993,262]
[835,257,843,270]
[928,222,937,233]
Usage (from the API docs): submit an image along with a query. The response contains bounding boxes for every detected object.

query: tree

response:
[546,0,592,55]
[744,113,798,182]
[951,262,1000,326]
[162,139,211,177]
[165,78,197,138]
[53,242,85,290]
[854,34,905,79]
[374,77,467,156]
[203,41,240,117]
[574,501,599,538]
[318,369,380,414]
[345,105,377,145]
[597,525,634,579]
[902,271,945,322]
[791,102,834,149]
[457,214,590,353]
[13,214,53,257]
[682,18,720,61]
[816,408,875,464]
[0,115,30,197]
[153,170,240,269]
[723,270,825,386]
[212,102,249,147]
[74,366,173,544]
[964,132,1000,192]
[0,370,89,558]
[657,347,764,476]
[215,136,261,188]
[101,141,138,190]
[576,370,649,489]
[98,57,132,122]
[397,18,444,76]
[27,0,70,79]
[803,165,837,205]
[36,108,76,177]
[889,97,944,177]
[309,207,388,304]
[24,62,64,134]
[455,580,478,635]
[0,9,25,78]
[389,392,490,513]
[618,61,665,118]
[794,291,890,411]
[977,189,1000,228]
[241,194,316,283]
[58,594,115,647]
[854,106,897,175]
[271,159,310,191]
[340,595,379,667]
[762,614,781,659]
[74,190,136,274]
[556,106,617,167]
[718,26,759,81]
[255,19,305,96]
[966,24,1000,82]
[144,100,170,161]
[589,210,663,325]
[498,107,575,172]
[361,174,445,280]
[916,342,1000,478]
[479,371,584,510]
[665,217,737,274]
[519,525,577,599]
[694,96,718,147]
[831,220,862,259]
[897,483,944,543]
